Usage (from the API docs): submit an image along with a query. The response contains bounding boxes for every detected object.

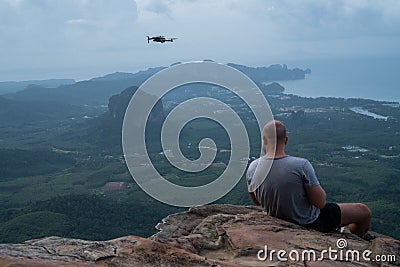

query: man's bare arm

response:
[306,185,326,209]
[248,191,260,206]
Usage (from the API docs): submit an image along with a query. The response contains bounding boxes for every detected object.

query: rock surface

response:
[0,204,399,267]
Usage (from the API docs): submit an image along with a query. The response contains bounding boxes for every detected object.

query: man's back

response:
[247,155,320,225]
[249,120,371,237]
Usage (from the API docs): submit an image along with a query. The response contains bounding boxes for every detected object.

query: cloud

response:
[0,0,139,74]
[0,0,399,80]
[0,0,139,38]
[271,0,400,38]
[136,0,171,15]
[66,18,87,25]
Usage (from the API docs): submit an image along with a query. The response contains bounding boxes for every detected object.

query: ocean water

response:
[278,57,400,102]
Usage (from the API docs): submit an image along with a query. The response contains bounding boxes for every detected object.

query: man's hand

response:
[248,191,260,206]
[306,185,326,209]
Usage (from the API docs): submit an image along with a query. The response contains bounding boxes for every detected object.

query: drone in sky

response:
[147,35,177,43]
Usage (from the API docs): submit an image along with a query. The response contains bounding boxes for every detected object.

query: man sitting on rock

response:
[246,120,372,238]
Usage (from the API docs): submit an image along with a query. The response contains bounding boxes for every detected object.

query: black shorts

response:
[302,203,341,233]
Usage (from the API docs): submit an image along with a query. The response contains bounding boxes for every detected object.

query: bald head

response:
[262,120,287,146]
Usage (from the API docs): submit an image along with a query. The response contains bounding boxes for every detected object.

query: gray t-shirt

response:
[246,155,320,225]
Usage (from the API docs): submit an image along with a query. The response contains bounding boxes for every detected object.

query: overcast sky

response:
[1,0,399,81]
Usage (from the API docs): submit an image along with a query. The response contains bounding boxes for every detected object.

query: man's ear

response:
[285,136,288,145]
[262,135,267,146]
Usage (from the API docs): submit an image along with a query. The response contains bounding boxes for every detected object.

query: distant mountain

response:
[90,72,137,81]
[4,79,136,106]
[0,96,86,124]
[228,63,308,82]
[0,79,75,95]
[3,63,309,107]
[79,85,164,151]
[4,68,164,106]
[90,68,163,82]
[261,82,285,95]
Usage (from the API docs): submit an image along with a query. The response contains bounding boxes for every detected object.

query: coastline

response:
[278,57,400,103]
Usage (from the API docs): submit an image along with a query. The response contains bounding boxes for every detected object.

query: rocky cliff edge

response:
[0,204,398,267]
